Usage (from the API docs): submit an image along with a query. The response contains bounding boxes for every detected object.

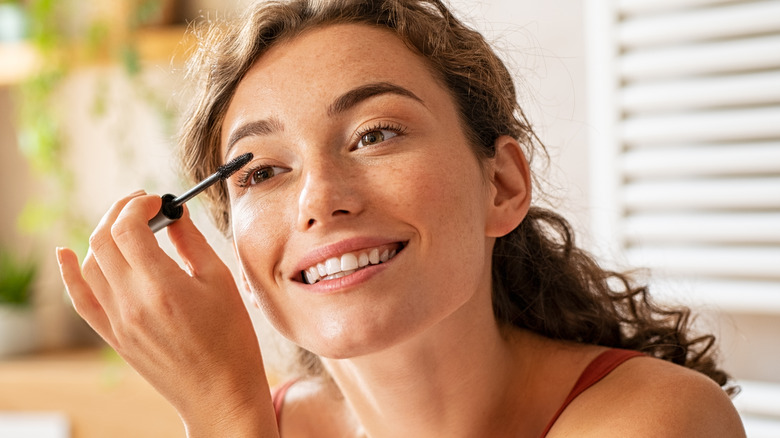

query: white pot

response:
[0,305,38,358]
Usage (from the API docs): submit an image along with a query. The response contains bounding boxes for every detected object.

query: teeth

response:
[325,257,340,275]
[301,245,402,285]
[304,267,320,285]
[323,269,357,281]
[358,252,369,267]
[341,253,358,271]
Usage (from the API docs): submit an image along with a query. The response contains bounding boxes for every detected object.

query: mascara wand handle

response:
[148,193,184,233]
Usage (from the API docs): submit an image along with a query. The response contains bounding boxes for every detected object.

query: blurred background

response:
[0,0,777,436]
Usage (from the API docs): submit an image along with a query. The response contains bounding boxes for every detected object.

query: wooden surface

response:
[0,349,185,438]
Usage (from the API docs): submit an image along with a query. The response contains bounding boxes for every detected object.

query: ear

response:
[485,135,532,238]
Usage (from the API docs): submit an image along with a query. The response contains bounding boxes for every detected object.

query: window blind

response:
[586,0,780,434]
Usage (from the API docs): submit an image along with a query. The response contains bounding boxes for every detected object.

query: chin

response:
[296,316,421,361]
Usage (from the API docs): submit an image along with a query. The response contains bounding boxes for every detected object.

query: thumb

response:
[167,205,227,278]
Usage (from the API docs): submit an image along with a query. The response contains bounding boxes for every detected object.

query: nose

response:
[296,156,363,231]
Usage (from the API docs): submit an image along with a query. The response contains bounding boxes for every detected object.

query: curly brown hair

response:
[178,0,734,394]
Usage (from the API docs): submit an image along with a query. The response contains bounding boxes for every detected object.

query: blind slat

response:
[619,34,780,81]
[649,277,780,314]
[621,142,780,178]
[734,381,780,418]
[621,107,780,145]
[618,1,780,48]
[626,246,780,279]
[618,0,737,16]
[621,71,780,113]
[624,212,780,244]
[622,177,780,210]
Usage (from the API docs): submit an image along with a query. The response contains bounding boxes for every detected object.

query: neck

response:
[321,294,538,438]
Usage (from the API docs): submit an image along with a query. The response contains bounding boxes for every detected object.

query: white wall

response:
[450,0,592,240]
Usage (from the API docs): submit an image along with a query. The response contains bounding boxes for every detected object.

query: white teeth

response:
[323,269,357,281]
[305,267,320,284]
[302,245,402,285]
[341,253,359,271]
[325,257,340,275]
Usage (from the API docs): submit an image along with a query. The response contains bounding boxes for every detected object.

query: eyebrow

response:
[225,117,284,157]
[327,81,424,117]
[224,81,423,157]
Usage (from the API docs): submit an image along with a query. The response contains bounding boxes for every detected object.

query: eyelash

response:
[353,122,407,149]
[236,164,287,188]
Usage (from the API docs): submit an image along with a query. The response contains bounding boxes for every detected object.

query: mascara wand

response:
[148,153,253,233]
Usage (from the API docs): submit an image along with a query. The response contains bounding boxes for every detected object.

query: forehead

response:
[249,23,434,87]
[221,24,451,136]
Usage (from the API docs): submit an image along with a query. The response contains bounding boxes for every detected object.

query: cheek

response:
[230,195,293,327]
[398,149,488,236]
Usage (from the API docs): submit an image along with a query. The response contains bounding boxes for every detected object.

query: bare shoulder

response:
[548,355,746,438]
[275,378,358,438]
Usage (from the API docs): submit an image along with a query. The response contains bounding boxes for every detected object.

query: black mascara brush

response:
[148,153,253,232]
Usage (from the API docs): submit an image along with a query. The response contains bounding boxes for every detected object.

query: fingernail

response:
[129,189,147,197]
[55,247,64,264]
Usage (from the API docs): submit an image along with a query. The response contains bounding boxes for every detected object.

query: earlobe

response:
[485,135,532,237]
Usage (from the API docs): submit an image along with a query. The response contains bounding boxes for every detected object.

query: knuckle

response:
[120,303,147,327]
[88,229,109,253]
[110,217,135,243]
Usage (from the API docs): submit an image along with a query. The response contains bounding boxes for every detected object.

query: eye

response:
[238,165,290,187]
[359,130,395,147]
[354,123,405,149]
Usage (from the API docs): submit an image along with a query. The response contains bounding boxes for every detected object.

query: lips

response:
[300,242,405,285]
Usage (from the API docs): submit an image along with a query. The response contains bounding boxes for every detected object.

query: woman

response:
[57,0,746,436]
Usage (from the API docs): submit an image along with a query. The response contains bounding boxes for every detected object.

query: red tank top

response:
[271,348,644,436]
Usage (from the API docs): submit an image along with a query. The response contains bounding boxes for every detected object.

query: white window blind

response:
[586,0,780,435]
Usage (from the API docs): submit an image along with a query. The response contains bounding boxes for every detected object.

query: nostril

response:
[333,209,350,216]
[308,218,316,227]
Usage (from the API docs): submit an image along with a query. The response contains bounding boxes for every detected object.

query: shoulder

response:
[273,378,357,438]
[548,354,746,438]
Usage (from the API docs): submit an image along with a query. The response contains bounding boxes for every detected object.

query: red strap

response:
[540,349,644,437]
[271,379,298,431]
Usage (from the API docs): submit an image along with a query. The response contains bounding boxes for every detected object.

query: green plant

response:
[0,246,37,307]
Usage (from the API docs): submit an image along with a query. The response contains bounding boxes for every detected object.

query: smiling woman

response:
[56,1,746,437]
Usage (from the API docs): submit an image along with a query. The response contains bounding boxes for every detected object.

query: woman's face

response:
[222,24,497,359]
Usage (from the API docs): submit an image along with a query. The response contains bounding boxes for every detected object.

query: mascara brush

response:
[148,153,253,233]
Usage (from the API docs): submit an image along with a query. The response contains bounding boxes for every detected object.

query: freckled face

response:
[221,24,496,359]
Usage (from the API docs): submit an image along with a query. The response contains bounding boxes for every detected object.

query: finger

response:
[167,205,228,279]
[111,194,182,276]
[81,248,120,316]
[56,247,117,346]
[90,190,147,287]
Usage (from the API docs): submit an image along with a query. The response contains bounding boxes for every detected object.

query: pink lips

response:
[291,237,407,289]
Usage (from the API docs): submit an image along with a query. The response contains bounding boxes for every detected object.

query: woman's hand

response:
[56,191,279,437]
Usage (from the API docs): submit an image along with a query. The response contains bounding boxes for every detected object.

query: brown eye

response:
[356,128,398,149]
[361,130,385,146]
[245,166,290,186]
[252,167,275,184]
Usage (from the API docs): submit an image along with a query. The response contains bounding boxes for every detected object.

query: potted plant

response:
[0,244,39,357]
